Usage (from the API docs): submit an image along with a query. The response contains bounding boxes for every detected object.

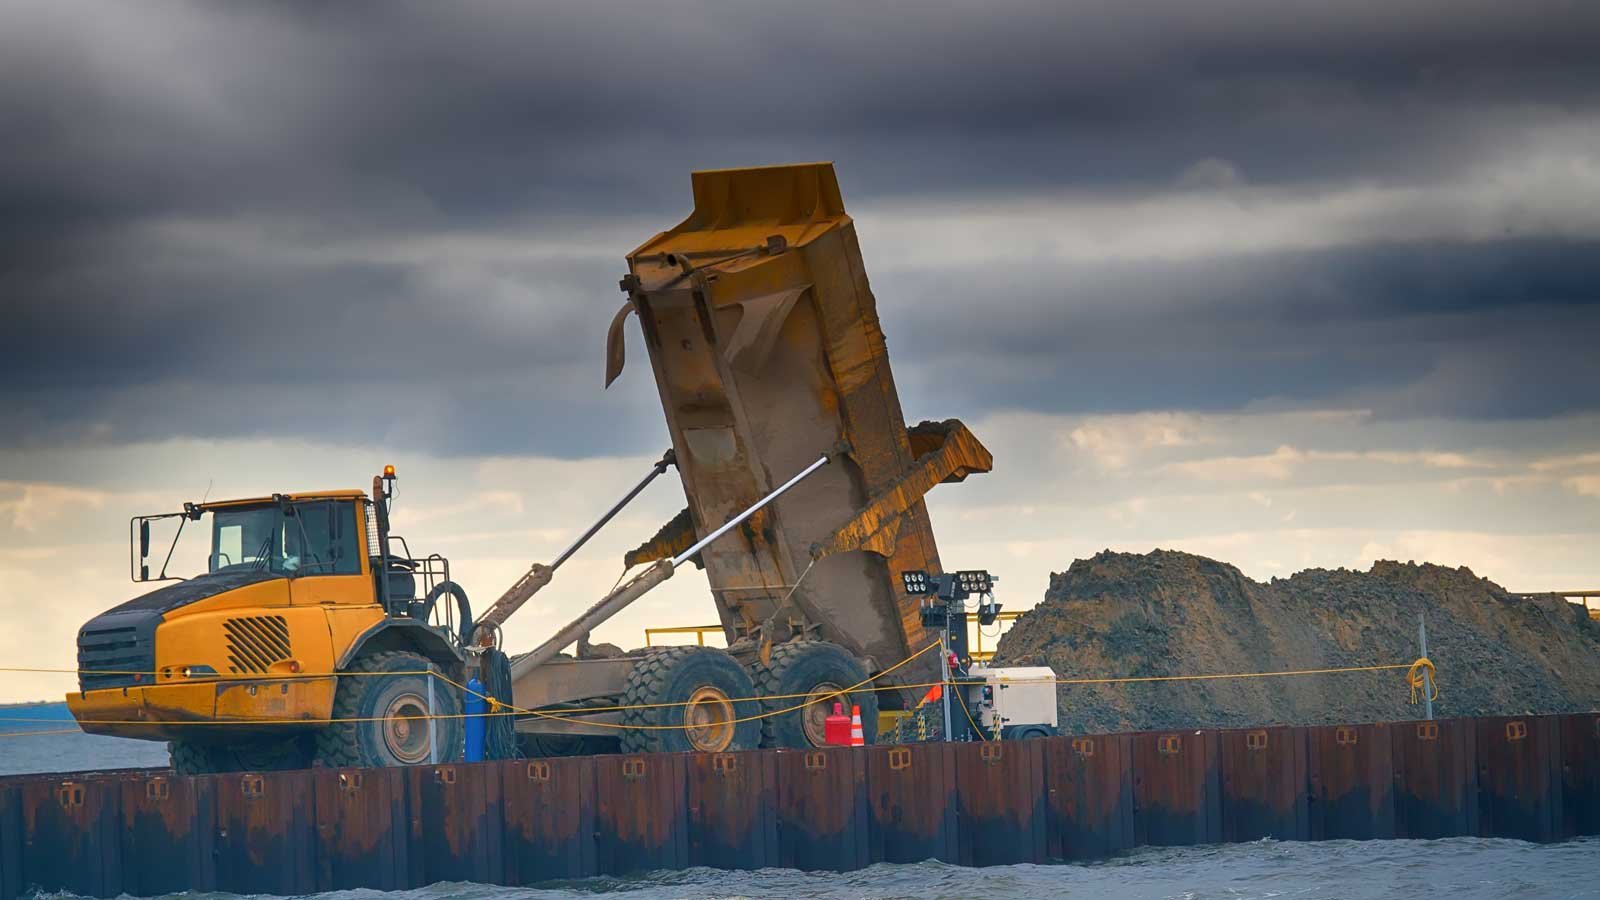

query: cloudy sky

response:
[4,0,1598,702]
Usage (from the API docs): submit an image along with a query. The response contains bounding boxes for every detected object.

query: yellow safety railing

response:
[1512,589,1600,620]
[643,625,727,647]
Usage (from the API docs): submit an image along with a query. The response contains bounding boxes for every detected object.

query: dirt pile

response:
[991,549,1600,734]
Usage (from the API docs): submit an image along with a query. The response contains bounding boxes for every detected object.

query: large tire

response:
[619,647,760,754]
[169,740,224,775]
[168,734,311,774]
[315,651,463,768]
[750,641,878,749]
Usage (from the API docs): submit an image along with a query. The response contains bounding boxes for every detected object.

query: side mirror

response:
[139,520,151,559]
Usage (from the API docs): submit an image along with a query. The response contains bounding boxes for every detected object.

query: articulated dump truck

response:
[67,163,992,771]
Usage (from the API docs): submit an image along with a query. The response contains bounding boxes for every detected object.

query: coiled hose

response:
[419,581,473,645]
[481,647,521,760]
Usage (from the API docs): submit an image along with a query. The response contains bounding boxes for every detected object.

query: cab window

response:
[210,505,281,573]
[286,500,361,576]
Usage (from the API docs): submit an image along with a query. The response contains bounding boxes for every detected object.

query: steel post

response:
[427,667,440,764]
[1418,613,1433,721]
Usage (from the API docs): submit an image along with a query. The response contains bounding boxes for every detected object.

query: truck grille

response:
[77,613,158,691]
[224,615,292,674]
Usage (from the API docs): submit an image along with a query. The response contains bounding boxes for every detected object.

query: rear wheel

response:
[619,646,760,754]
[315,650,463,768]
[750,641,878,749]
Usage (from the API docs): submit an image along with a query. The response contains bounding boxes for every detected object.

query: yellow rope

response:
[1045,662,1414,686]
[1406,657,1439,704]
[2,654,1437,734]
[437,641,944,731]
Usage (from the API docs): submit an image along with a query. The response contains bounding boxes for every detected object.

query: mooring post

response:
[428,665,440,764]
[1418,612,1434,721]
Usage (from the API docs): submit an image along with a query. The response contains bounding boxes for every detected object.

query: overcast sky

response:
[4,0,1598,702]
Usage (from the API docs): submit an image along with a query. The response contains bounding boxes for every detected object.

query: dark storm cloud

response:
[3,0,1599,456]
[885,239,1600,423]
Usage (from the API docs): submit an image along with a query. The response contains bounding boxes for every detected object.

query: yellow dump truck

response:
[67,162,993,771]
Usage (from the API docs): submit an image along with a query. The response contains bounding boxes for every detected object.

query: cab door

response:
[286,499,373,608]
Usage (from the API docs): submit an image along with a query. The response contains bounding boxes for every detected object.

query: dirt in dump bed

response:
[990,549,1600,734]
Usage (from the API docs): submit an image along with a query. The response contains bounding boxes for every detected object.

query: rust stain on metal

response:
[1559,713,1600,839]
[865,742,958,863]
[405,761,502,886]
[1308,722,1395,840]
[777,745,868,871]
[1133,729,1221,846]
[595,753,687,873]
[120,772,215,896]
[687,749,777,869]
[1475,715,1562,842]
[1045,732,1136,861]
[1219,725,1308,842]
[953,739,1046,866]
[313,766,407,890]
[1392,716,1478,839]
[213,769,315,895]
[16,775,121,898]
[501,756,598,883]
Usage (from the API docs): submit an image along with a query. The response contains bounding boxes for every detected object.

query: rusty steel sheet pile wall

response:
[775,745,870,871]
[121,773,216,895]
[865,742,960,864]
[1043,732,1136,860]
[1474,715,1563,843]
[953,739,1047,866]
[686,750,779,870]
[1131,729,1222,847]
[1307,723,1395,840]
[501,756,597,883]
[1219,726,1310,843]
[314,767,409,891]
[1559,713,1600,839]
[3,714,1598,899]
[1392,716,1479,838]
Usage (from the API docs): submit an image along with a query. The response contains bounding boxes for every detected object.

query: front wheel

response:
[315,650,463,768]
[169,734,312,774]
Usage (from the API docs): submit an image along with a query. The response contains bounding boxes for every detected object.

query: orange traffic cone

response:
[849,704,865,747]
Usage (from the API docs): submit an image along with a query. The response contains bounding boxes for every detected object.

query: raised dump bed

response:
[612,162,991,678]
[510,163,992,752]
[4,713,1596,898]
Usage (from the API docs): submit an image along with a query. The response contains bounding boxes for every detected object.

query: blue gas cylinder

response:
[464,675,487,762]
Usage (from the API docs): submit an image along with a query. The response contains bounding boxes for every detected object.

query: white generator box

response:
[967,664,1059,738]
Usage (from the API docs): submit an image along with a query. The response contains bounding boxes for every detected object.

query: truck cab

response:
[68,479,469,772]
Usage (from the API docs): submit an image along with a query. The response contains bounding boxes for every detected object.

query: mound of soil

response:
[991,549,1600,734]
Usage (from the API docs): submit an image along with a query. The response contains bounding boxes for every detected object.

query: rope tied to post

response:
[1406,656,1438,704]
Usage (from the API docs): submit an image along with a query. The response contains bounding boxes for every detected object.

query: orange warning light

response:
[383,465,396,478]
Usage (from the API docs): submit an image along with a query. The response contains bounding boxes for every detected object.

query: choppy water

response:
[5,715,1598,899]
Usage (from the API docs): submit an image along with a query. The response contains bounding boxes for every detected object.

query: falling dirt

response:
[991,549,1600,734]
